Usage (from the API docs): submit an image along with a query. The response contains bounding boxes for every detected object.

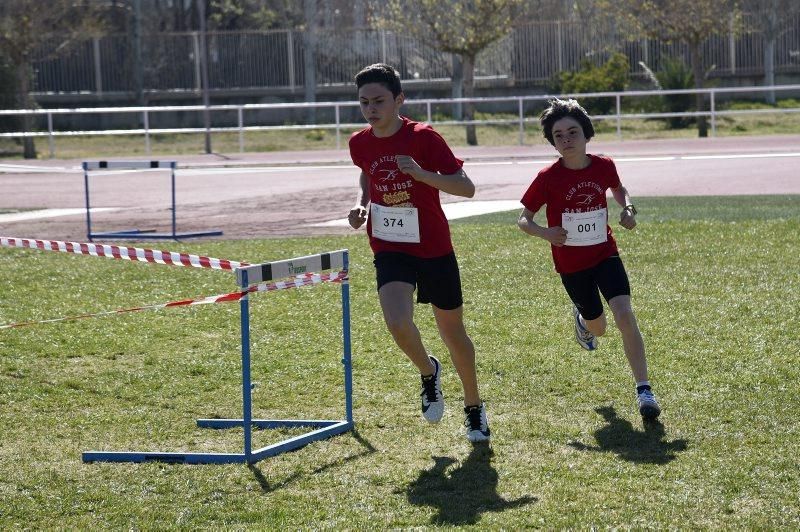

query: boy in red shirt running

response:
[518,98,661,421]
[347,63,490,442]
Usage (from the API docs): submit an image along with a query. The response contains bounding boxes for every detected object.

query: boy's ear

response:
[395,92,405,106]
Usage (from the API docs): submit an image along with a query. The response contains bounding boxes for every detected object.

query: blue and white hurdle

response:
[83,160,223,241]
[82,249,353,464]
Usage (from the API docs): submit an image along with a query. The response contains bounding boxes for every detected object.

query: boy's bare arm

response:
[611,185,637,230]
[348,171,369,229]
[395,155,475,198]
[517,207,567,246]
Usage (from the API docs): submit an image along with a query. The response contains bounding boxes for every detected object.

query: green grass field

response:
[1,195,799,528]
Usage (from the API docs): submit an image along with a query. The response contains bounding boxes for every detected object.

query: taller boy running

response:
[517,98,661,420]
[347,63,490,442]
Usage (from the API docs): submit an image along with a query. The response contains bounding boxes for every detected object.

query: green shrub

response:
[304,128,327,141]
[551,52,629,115]
[656,57,695,128]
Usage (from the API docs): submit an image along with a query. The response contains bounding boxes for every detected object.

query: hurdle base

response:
[82,419,353,465]
[89,228,223,240]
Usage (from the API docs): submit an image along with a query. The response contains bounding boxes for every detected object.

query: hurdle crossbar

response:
[83,160,223,241]
[82,249,353,465]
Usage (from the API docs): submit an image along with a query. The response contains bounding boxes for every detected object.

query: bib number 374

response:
[371,204,420,243]
[562,209,607,246]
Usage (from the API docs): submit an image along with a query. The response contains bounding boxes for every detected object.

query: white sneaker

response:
[573,305,598,350]
[420,355,444,423]
[464,402,491,442]
[637,388,661,420]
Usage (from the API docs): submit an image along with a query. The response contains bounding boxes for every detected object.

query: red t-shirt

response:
[521,154,621,274]
[349,116,463,258]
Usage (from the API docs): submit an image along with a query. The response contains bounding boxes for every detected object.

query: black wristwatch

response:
[623,204,637,216]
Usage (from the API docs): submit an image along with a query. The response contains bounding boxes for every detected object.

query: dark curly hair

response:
[540,98,595,146]
[354,63,402,97]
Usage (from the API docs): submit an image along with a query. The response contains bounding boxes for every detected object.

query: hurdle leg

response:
[170,164,177,238]
[83,163,93,241]
[342,251,354,424]
[240,270,253,461]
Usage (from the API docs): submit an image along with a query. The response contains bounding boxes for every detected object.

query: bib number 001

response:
[371,204,420,243]
[562,209,607,246]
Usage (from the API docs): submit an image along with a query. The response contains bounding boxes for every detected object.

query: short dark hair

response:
[540,98,595,146]
[355,63,402,97]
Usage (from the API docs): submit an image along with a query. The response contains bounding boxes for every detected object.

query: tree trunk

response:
[15,62,37,159]
[133,0,145,106]
[451,54,463,120]
[764,5,778,105]
[689,42,708,138]
[462,54,477,146]
[764,37,775,104]
[303,0,317,124]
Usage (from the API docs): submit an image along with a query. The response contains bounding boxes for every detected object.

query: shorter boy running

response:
[517,98,661,420]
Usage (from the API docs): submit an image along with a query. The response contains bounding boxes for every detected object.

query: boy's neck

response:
[561,153,591,170]
[372,115,403,138]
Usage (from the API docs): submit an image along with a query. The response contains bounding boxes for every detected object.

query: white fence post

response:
[710,90,716,137]
[335,104,341,150]
[143,110,150,155]
[238,106,244,153]
[616,94,622,140]
[518,97,524,145]
[47,113,55,158]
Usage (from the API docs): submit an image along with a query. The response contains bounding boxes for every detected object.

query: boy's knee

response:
[384,315,415,338]
[612,307,637,331]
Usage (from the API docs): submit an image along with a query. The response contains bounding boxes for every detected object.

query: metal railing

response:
[2,84,799,157]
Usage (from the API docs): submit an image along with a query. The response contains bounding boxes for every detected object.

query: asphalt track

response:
[1,134,798,241]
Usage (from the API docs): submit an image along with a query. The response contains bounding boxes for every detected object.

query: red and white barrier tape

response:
[0,237,247,271]
[0,270,347,330]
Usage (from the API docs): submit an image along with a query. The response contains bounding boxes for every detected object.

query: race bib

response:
[562,209,607,247]
[371,204,420,243]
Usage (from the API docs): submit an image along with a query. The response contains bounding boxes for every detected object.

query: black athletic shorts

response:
[373,251,463,310]
[559,255,631,321]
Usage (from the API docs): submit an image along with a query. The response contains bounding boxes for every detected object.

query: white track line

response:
[0,164,79,173]
[0,208,118,223]
[681,152,800,160]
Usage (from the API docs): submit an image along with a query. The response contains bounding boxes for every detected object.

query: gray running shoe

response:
[637,389,661,420]
[464,402,491,442]
[573,305,598,350]
[420,355,444,423]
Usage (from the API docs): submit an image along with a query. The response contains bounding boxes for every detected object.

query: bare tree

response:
[741,0,800,104]
[0,1,108,158]
[595,0,739,137]
[372,0,522,145]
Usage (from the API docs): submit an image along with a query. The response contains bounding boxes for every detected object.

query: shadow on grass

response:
[248,428,377,493]
[569,406,688,464]
[401,443,536,526]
